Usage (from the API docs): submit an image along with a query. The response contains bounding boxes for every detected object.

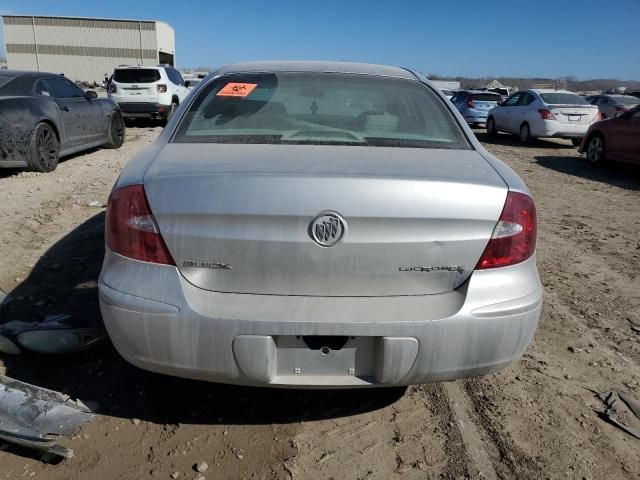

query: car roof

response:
[529,89,576,95]
[211,61,417,80]
[0,70,63,95]
[0,69,53,81]
[114,65,163,70]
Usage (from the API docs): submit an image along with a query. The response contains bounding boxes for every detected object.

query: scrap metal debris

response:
[0,376,96,458]
[0,314,105,355]
[596,390,640,440]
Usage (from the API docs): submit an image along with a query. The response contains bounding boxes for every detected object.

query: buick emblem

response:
[309,211,346,247]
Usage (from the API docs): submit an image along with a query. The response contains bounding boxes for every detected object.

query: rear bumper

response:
[116,102,170,119]
[464,110,489,124]
[532,120,590,139]
[99,248,542,388]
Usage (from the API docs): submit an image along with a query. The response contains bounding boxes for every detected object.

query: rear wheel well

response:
[39,119,60,142]
[586,130,603,143]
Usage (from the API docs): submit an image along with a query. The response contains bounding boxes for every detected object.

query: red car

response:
[579,105,640,165]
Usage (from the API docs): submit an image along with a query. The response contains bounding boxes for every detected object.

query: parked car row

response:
[440,85,640,165]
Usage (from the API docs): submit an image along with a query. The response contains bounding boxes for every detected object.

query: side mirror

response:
[184,80,191,88]
[85,90,98,99]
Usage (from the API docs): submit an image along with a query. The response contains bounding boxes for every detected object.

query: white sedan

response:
[486,89,601,145]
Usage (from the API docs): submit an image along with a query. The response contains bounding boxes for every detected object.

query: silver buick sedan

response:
[99,61,542,388]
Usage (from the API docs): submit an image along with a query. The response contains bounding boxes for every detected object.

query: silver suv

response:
[108,65,190,121]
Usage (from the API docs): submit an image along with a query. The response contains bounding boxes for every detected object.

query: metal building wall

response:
[1,16,171,83]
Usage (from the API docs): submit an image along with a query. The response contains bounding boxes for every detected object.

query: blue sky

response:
[1,0,639,79]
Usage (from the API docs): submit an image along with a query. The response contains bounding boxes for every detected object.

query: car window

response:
[540,93,590,105]
[612,96,640,106]
[173,72,471,150]
[0,75,18,90]
[503,93,522,106]
[44,77,85,99]
[517,93,535,106]
[166,68,184,86]
[34,79,52,97]
[113,69,161,83]
[471,93,500,102]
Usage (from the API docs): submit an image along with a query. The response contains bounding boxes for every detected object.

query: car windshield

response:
[0,75,18,90]
[540,93,590,105]
[173,72,470,149]
[471,93,500,101]
[611,95,639,106]
[113,69,161,83]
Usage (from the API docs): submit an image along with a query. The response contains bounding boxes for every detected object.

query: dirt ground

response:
[1,126,639,480]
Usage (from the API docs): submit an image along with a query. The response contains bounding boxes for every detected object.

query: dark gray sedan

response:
[0,70,124,172]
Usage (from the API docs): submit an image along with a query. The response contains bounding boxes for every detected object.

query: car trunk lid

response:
[143,144,508,297]
[112,69,160,103]
[549,105,599,125]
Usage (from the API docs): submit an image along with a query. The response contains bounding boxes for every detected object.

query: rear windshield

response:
[113,69,161,83]
[540,93,590,105]
[173,72,470,150]
[612,95,639,106]
[471,93,500,101]
[0,75,18,91]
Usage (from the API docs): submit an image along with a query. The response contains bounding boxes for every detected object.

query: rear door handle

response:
[61,106,70,112]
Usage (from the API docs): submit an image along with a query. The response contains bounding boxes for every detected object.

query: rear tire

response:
[586,134,605,165]
[519,123,533,144]
[104,112,125,149]
[571,138,581,147]
[167,101,178,121]
[486,117,497,137]
[27,122,59,173]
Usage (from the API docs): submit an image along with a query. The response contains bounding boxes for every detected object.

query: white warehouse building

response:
[1,15,175,83]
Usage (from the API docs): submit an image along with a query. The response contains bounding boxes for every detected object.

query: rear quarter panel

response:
[94,98,120,138]
[0,96,66,165]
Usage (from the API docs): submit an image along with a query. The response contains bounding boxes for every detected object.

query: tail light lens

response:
[106,185,174,265]
[476,192,537,270]
[157,84,167,93]
[595,112,605,121]
[108,83,117,94]
[538,109,556,120]
[467,98,475,108]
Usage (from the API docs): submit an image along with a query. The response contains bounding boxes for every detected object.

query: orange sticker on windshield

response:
[216,82,257,97]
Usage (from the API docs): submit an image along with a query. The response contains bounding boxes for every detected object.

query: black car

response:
[0,70,125,172]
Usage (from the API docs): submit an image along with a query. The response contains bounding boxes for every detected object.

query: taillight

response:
[476,192,537,270]
[157,84,167,93]
[467,98,475,108]
[538,109,556,120]
[615,106,628,113]
[106,185,174,265]
[595,112,605,121]
[108,83,117,94]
